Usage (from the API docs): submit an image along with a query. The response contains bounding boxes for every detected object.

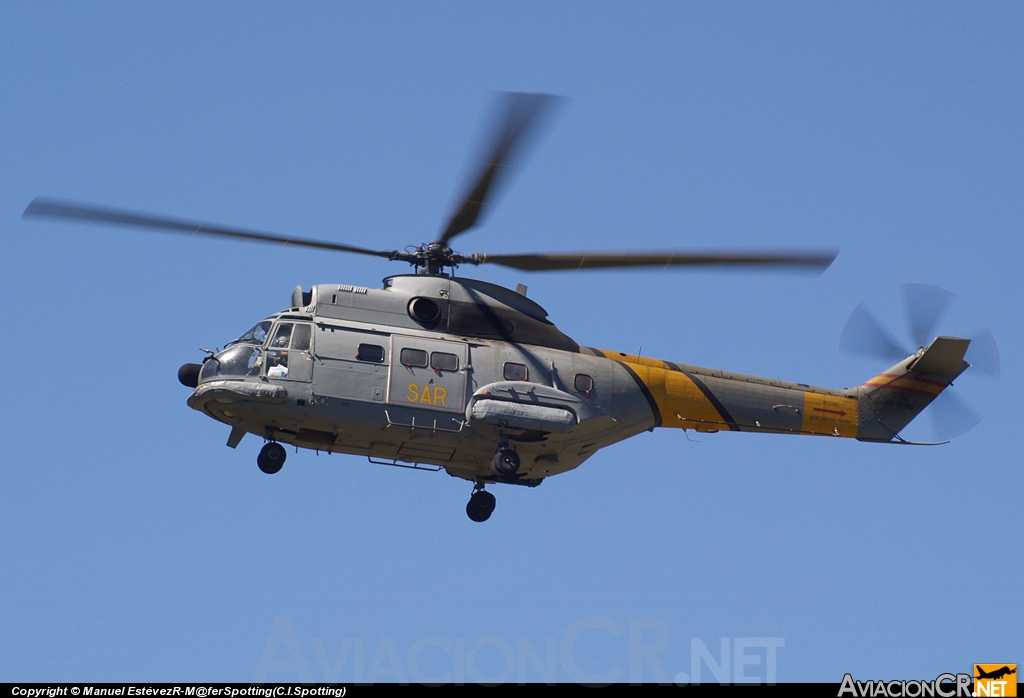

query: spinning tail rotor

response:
[840,284,999,441]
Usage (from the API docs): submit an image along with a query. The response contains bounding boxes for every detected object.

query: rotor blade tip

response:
[22,197,46,217]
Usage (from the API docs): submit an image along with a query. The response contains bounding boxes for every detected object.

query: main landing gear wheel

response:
[466,487,496,523]
[257,442,286,474]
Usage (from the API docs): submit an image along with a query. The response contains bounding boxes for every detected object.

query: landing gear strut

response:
[258,441,286,474]
[466,483,496,523]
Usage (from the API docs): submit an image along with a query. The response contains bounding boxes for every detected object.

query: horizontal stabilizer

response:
[910,336,971,375]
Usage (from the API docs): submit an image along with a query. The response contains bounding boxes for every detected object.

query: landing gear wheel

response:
[466,489,496,522]
[257,442,286,474]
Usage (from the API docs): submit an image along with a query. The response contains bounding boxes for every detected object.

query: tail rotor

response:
[903,283,955,350]
[839,302,907,362]
[840,284,998,442]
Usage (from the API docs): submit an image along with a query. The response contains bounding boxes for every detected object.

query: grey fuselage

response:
[187,275,656,484]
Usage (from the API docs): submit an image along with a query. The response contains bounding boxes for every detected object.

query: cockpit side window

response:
[292,324,312,351]
[266,349,288,377]
[234,321,273,346]
[263,323,315,379]
[271,323,293,348]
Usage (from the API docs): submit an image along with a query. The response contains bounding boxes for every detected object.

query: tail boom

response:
[587,349,859,438]
[589,335,970,443]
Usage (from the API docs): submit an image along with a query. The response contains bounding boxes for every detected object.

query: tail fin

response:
[856,336,971,442]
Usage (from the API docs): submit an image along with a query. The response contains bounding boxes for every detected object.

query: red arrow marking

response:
[813,407,847,416]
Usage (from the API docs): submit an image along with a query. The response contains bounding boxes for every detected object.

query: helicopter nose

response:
[178,363,202,388]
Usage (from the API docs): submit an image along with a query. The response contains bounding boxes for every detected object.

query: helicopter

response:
[23,93,976,522]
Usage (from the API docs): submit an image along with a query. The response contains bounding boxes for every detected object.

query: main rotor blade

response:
[438,92,561,246]
[471,249,839,272]
[23,198,401,260]
[902,283,954,349]
[839,302,909,362]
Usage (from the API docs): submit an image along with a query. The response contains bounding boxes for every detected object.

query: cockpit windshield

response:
[227,320,273,347]
[199,345,263,381]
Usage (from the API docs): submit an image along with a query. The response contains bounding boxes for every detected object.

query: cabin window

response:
[431,352,459,372]
[291,324,312,352]
[357,343,385,363]
[574,373,594,393]
[503,362,528,381]
[400,348,428,368]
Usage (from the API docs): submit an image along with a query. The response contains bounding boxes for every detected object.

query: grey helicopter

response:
[24,93,975,522]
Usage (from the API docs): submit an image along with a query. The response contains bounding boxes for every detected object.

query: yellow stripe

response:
[594,349,731,432]
[595,350,673,370]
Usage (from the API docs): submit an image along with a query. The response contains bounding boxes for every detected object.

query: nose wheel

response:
[466,484,496,522]
[257,441,287,474]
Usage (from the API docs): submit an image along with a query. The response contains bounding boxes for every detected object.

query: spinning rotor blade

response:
[23,198,401,260]
[473,249,838,272]
[438,92,561,246]
[927,388,982,441]
[839,303,908,362]
[902,283,954,349]
[840,285,997,442]
[964,328,1000,378]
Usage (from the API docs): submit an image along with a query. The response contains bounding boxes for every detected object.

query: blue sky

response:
[1,2,1021,683]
